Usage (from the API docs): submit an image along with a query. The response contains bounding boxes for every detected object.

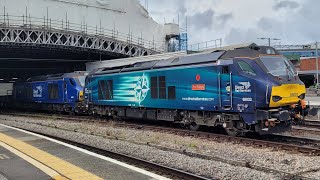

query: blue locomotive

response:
[13,71,88,114]
[84,44,308,135]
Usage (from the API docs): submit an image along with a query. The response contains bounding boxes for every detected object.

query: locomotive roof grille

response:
[27,71,88,82]
[92,43,280,76]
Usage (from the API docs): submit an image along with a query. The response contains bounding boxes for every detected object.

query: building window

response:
[151,77,158,99]
[48,84,59,99]
[159,76,166,99]
[168,86,176,100]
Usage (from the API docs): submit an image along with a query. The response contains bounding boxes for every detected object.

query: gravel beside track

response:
[1,114,320,179]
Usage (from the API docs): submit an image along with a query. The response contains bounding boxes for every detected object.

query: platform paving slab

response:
[0,125,167,180]
[0,146,51,180]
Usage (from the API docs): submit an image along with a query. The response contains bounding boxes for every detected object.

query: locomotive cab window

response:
[222,66,229,74]
[237,61,256,76]
[78,76,86,87]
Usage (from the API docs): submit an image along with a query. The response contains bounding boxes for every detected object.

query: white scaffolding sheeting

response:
[0,0,178,53]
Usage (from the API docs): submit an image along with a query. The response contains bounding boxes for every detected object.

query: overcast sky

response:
[139,0,317,47]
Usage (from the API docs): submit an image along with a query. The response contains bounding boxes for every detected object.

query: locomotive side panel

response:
[86,61,260,123]
[87,64,220,111]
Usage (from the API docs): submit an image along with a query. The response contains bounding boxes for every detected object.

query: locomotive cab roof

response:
[27,71,88,82]
[90,43,280,76]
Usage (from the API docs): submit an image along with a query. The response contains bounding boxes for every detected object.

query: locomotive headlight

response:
[298,93,306,100]
[79,91,84,101]
[272,96,282,102]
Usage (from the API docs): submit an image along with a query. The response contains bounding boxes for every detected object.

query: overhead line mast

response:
[258,37,281,47]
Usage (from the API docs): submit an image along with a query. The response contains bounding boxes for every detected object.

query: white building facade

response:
[0,0,179,52]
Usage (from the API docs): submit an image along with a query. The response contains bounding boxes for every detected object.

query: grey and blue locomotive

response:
[85,44,308,135]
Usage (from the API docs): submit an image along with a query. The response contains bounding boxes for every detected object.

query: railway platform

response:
[0,124,169,180]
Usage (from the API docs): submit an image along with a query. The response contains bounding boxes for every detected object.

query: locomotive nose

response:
[269,84,306,107]
[79,91,84,101]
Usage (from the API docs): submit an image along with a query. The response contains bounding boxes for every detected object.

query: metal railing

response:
[0,14,166,52]
[188,39,223,52]
[273,44,311,50]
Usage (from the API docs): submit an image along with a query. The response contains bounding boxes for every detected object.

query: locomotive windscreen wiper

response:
[284,59,295,81]
[285,64,292,81]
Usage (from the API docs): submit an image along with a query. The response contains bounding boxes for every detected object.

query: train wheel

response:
[180,123,187,129]
[222,121,242,136]
[224,127,240,136]
[189,122,200,131]
[111,111,121,121]
[112,115,120,121]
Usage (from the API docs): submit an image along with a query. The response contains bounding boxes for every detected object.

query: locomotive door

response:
[87,79,92,103]
[219,66,232,110]
[63,80,67,103]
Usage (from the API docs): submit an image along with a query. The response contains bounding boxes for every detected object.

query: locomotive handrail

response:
[218,72,221,108]
[230,72,233,109]
[266,85,269,104]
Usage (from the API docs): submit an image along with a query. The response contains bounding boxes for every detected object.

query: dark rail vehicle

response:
[85,44,308,135]
[13,71,87,114]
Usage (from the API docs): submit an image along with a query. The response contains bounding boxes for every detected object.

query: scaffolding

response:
[0,14,164,57]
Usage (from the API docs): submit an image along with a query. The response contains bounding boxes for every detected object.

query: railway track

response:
[293,126,320,136]
[291,119,320,135]
[1,113,316,179]
[117,124,320,156]
[3,111,320,156]
[299,120,320,129]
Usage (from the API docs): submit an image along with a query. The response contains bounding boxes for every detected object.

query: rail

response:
[4,112,318,179]
[3,111,320,156]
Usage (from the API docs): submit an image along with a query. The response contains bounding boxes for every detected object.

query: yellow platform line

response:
[0,133,103,180]
[0,141,65,179]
